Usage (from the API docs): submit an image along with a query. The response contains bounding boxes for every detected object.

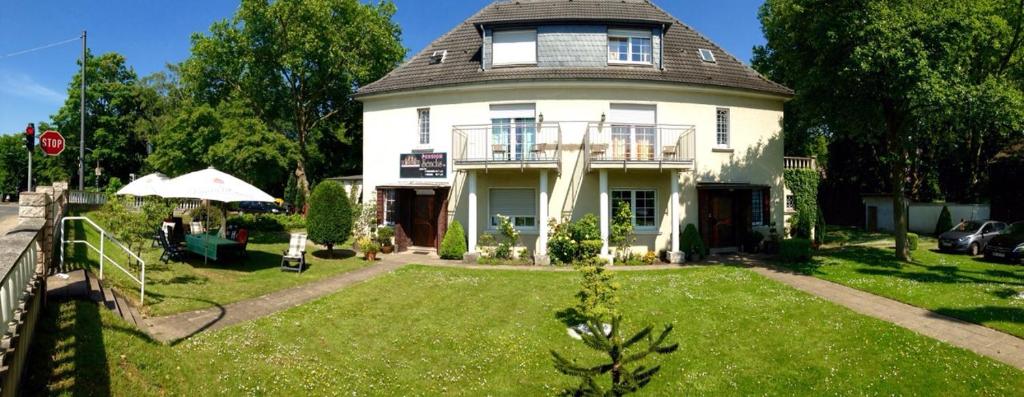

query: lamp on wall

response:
[539,113,544,123]
[600,112,606,123]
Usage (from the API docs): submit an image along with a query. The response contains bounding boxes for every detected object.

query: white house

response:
[356,0,794,263]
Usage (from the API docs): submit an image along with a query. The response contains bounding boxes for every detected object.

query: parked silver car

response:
[938,220,1008,256]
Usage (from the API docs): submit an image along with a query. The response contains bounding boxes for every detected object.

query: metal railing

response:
[784,156,817,170]
[584,123,696,168]
[452,122,562,168]
[0,221,43,331]
[60,216,146,304]
[132,196,201,211]
[69,190,106,205]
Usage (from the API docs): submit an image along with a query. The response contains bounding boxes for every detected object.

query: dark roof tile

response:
[357,0,792,97]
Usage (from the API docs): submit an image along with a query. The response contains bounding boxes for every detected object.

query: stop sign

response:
[39,130,65,156]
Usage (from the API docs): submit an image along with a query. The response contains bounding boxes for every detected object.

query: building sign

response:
[400,152,447,178]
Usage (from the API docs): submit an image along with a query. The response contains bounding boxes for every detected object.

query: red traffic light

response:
[25,123,34,136]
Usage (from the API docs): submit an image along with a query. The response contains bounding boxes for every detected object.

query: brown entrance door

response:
[412,194,437,247]
[700,189,747,249]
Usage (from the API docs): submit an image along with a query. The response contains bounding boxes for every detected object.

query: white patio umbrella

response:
[160,167,275,264]
[115,172,169,197]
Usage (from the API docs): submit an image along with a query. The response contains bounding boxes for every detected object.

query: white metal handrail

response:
[69,190,107,205]
[59,216,146,304]
[452,122,563,165]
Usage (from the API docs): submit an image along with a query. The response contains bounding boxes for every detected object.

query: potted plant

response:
[358,236,381,261]
[377,226,395,254]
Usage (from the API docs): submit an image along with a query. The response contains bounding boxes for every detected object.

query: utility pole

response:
[79,30,86,191]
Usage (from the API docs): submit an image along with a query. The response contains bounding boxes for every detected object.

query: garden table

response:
[186,233,241,261]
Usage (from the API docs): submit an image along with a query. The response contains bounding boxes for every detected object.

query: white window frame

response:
[488,187,538,232]
[698,48,717,63]
[610,189,658,231]
[382,189,397,226]
[492,29,538,66]
[608,29,653,65]
[417,108,430,145]
[716,108,730,148]
[752,190,764,226]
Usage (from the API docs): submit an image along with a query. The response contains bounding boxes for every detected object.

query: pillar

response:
[669,171,684,264]
[599,170,611,263]
[464,171,479,262]
[536,171,550,265]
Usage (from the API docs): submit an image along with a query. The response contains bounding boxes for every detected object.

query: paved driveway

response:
[0,203,18,236]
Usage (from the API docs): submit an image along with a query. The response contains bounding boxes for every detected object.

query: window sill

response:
[608,61,654,67]
[491,63,537,69]
[712,147,734,153]
[634,229,660,235]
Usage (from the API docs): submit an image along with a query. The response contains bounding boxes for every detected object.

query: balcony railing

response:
[585,123,696,170]
[452,122,562,169]
[784,156,817,170]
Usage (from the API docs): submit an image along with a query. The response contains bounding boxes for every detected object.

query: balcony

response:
[784,156,817,170]
[452,122,562,171]
[584,123,696,171]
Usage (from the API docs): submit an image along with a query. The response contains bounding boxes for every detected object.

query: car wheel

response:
[969,243,980,256]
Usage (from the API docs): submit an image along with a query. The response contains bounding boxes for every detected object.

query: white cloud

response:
[0,71,66,104]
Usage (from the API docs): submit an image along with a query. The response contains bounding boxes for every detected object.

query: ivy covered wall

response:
[784,169,820,238]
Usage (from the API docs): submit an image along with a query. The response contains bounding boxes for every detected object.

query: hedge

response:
[779,238,812,262]
[229,213,306,232]
[307,181,353,253]
[907,232,919,251]
[934,206,953,236]
[784,169,820,238]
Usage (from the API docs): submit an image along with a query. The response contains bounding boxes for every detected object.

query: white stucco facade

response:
[360,81,787,260]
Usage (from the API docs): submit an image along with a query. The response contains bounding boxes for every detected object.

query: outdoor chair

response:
[590,143,608,160]
[190,222,205,235]
[662,145,677,160]
[158,229,186,264]
[491,144,508,160]
[235,229,249,258]
[281,233,307,272]
[531,143,550,160]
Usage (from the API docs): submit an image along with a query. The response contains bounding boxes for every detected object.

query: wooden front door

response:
[412,194,437,247]
[699,189,750,249]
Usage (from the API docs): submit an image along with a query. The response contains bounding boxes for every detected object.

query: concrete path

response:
[145,260,405,343]
[737,257,1024,370]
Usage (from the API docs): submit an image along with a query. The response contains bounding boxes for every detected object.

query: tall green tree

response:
[0,135,27,199]
[51,51,150,188]
[756,0,1024,260]
[180,0,405,200]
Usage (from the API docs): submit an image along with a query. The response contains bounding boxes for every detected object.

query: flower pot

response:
[364,252,377,261]
[381,245,394,254]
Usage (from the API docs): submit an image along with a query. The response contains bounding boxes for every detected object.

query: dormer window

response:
[493,29,537,66]
[608,29,652,64]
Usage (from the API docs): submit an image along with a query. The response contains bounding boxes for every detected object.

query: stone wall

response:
[0,182,68,396]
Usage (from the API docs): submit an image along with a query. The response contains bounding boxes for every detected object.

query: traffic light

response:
[25,123,34,152]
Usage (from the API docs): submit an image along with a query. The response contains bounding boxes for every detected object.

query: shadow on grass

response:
[555,307,586,327]
[312,249,356,260]
[25,300,112,396]
[931,306,1024,326]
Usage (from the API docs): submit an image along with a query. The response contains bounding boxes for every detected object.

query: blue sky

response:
[0,0,768,134]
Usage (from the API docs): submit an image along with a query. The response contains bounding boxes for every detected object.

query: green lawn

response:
[782,229,1024,338]
[28,265,1024,396]
[65,212,369,317]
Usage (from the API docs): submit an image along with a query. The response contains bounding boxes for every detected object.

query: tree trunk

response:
[884,101,910,262]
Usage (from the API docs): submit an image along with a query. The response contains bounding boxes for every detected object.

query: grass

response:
[64,211,370,317]
[28,265,1024,395]
[781,227,1024,338]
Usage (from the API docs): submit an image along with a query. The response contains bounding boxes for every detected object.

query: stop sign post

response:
[39,130,65,156]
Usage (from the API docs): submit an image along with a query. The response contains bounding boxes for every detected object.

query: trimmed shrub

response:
[570,214,600,242]
[907,232,919,251]
[440,221,468,259]
[779,238,812,262]
[680,224,706,260]
[579,240,604,260]
[307,181,353,255]
[934,206,953,236]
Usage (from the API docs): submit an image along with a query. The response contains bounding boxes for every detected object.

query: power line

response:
[0,36,81,60]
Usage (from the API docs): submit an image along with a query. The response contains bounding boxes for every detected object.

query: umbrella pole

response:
[204,200,209,266]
